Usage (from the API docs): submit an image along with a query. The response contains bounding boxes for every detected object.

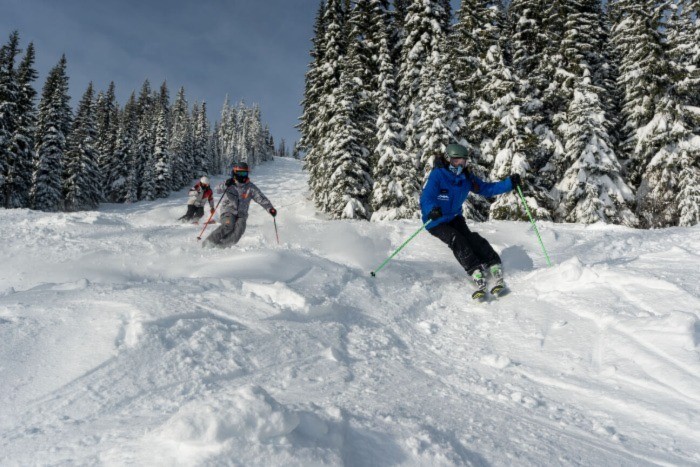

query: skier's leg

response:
[452,216,501,267]
[218,218,247,248]
[202,213,236,247]
[180,205,197,221]
[451,217,506,292]
[192,206,205,222]
[428,221,483,275]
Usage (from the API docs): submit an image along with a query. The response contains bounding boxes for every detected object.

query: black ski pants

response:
[428,215,500,275]
[179,205,204,221]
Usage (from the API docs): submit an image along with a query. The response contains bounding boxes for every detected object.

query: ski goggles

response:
[233,171,248,177]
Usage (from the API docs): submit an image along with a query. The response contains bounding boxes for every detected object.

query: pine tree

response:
[169,87,190,190]
[299,1,328,156]
[105,93,138,203]
[209,123,222,175]
[31,55,71,212]
[397,0,452,169]
[546,0,615,196]
[153,104,171,198]
[278,138,287,158]
[668,0,700,226]
[610,0,669,188]
[451,0,505,140]
[416,39,458,175]
[371,13,419,221]
[95,81,118,199]
[134,80,155,200]
[324,55,372,219]
[193,102,210,175]
[556,72,636,225]
[469,42,551,220]
[346,0,390,170]
[306,0,345,208]
[10,41,38,208]
[0,32,21,208]
[64,82,101,211]
[292,141,301,159]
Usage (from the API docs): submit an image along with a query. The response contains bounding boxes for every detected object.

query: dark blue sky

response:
[2,0,461,150]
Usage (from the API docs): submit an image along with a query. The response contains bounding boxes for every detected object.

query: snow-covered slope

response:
[1,157,699,466]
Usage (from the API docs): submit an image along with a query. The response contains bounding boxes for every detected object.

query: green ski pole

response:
[370,219,432,277]
[516,185,553,267]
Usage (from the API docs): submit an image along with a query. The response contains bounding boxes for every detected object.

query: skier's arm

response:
[419,171,441,220]
[206,189,215,209]
[250,184,274,211]
[471,174,513,198]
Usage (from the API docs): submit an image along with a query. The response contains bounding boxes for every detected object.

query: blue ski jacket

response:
[420,161,513,229]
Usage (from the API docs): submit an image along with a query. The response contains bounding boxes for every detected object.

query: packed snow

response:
[1,157,699,465]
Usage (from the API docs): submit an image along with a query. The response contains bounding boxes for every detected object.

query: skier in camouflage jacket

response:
[202,162,276,248]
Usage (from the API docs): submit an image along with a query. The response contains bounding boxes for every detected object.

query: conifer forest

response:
[299,0,700,228]
[0,31,281,213]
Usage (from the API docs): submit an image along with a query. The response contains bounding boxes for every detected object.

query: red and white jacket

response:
[187,182,214,209]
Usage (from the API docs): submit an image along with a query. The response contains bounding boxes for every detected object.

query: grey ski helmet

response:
[446,143,469,159]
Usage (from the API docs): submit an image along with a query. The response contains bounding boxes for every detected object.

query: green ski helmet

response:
[446,143,469,159]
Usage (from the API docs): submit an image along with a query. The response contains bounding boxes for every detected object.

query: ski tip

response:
[472,290,486,301]
[370,271,376,277]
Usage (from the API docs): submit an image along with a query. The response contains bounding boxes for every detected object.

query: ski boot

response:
[471,268,487,301]
[489,264,507,296]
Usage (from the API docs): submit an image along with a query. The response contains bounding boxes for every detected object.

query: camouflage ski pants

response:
[203,213,247,248]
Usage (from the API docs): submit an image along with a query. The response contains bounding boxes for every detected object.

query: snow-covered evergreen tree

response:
[370,13,418,221]
[292,141,301,159]
[556,72,636,225]
[451,0,505,143]
[152,104,170,199]
[31,55,71,212]
[635,95,698,227]
[0,32,21,208]
[209,123,222,175]
[346,0,390,170]
[277,138,287,158]
[135,81,157,200]
[306,0,345,206]
[298,1,327,156]
[193,102,210,176]
[397,0,452,168]
[610,0,669,187]
[543,0,616,201]
[468,42,551,220]
[169,87,190,190]
[95,82,118,198]
[105,93,136,203]
[416,40,459,175]
[64,82,101,211]
[10,41,38,208]
[324,55,373,219]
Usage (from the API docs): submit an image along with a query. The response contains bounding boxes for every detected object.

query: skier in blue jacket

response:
[420,143,521,299]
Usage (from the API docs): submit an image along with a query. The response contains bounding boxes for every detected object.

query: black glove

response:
[428,206,442,221]
[269,208,277,217]
[510,173,522,190]
[225,178,234,187]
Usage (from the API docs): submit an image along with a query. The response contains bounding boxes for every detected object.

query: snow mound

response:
[155,385,300,445]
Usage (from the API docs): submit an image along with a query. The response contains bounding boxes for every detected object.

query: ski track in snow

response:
[1,157,699,466]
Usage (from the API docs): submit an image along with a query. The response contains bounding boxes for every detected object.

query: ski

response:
[489,284,510,298]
